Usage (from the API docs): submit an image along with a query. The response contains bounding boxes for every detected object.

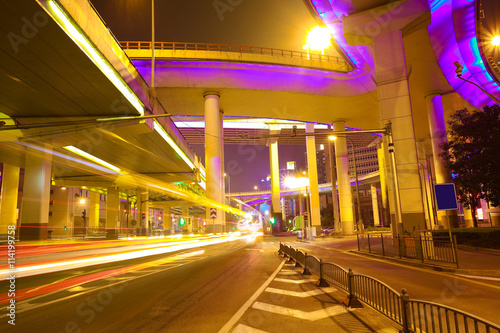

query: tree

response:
[441,105,500,227]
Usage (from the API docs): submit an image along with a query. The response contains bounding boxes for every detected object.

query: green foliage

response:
[431,228,500,250]
[320,207,334,227]
[441,105,500,210]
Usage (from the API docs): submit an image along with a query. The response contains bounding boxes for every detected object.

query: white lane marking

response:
[265,287,337,297]
[245,249,264,253]
[274,278,308,284]
[231,324,268,333]
[217,261,286,333]
[252,302,350,321]
[277,271,299,275]
[455,274,500,281]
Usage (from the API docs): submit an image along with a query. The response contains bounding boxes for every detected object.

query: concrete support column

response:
[333,121,354,234]
[204,91,223,233]
[268,125,281,223]
[106,187,120,238]
[305,123,321,236]
[170,212,176,234]
[0,164,20,239]
[371,184,380,227]
[49,187,74,238]
[219,110,226,231]
[182,206,190,233]
[417,141,439,231]
[138,190,149,235]
[373,31,425,234]
[328,140,340,230]
[463,208,474,228]
[20,148,52,240]
[377,143,390,227]
[426,93,458,229]
[89,191,100,231]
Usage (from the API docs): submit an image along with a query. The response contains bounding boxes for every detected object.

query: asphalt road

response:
[0,237,282,332]
[2,235,499,332]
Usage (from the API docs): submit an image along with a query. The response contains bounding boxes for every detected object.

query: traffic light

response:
[179,218,185,226]
[270,217,276,225]
[64,226,67,231]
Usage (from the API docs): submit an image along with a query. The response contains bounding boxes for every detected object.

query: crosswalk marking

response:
[252,301,351,321]
[265,287,337,297]
[277,271,299,275]
[274,278,309,284]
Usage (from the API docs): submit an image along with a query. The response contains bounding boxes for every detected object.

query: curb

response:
[351,250,500,277]
[348,250,458,273]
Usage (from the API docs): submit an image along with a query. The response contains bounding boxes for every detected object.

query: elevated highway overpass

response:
[0,0,499,240]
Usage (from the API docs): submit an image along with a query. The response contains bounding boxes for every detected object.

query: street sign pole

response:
[209,208,217,233]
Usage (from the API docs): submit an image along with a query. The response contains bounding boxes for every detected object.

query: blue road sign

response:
[434,183,458,210]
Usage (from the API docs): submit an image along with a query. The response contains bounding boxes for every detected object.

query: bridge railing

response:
[278,242,500,333]
[120,41,351,67]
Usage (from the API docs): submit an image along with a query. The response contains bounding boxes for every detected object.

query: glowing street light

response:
[304,26,332,55]
[492,35,500,46]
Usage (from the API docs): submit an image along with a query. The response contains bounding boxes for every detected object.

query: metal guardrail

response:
[358,233,459,268]
[278,242,500,333]
[120,41,351,67]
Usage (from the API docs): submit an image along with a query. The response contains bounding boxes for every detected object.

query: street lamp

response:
[303,26,332,55]
[454,61,500,104]
[330,135,363,233]
[491,35,500,46]
[151,0,155,89]
[224,173,231,205]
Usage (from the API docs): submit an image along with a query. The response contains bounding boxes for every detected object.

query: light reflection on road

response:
[0,232,262,281]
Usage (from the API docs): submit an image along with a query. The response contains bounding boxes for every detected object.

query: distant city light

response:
[284,177,309,189]
[492,35,500,46]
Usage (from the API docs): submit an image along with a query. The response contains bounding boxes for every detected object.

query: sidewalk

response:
[282,235,500,277]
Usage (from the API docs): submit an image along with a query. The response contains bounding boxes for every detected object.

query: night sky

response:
[90,0,317,51]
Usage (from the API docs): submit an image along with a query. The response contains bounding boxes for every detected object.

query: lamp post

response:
[151,0,155,89]
[224,173,231,205]
[454,61,500,105]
